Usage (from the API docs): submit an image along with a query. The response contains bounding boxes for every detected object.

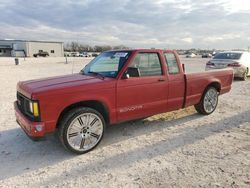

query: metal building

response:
[0,39,64,57]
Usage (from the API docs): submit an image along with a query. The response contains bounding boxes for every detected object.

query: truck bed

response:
[184,69,234,107]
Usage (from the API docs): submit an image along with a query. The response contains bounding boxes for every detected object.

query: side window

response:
[164,53,180,74]
[129,53,162,77]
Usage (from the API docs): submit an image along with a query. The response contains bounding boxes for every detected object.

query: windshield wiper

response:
[88,71,105,80]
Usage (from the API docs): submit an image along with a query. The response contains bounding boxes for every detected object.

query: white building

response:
[0,39,64,57]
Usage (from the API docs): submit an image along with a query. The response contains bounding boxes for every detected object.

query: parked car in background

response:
[212,51,218,56]
[206,51,250,80]
[15,49,233,154]
[186,53,196,58]
[71,52,80,57]
[92,53,99,57]
[64,52,71,57]
[33,51,49,57]
[79,52,91,57]
[202,53,212,58]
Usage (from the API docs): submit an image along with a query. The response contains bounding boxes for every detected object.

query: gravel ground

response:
[0,56,249,187]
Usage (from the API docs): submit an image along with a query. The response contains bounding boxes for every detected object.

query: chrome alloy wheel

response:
[66,113,103,152]
[203,88,218,114]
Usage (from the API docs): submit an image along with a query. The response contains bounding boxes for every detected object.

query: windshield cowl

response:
[87,71,105,80]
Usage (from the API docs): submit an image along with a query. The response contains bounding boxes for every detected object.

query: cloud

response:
[222,0,250,13]
[181,38,193,43]
[0,0,250,49]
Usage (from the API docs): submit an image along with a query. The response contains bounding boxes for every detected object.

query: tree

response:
[113,45,130,50]
[94,45,112,52]
[64,42,130,52]
[70,42,79,52]
[64,43,72,52]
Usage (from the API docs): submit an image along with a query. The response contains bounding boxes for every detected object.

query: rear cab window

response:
[128,52,163,77]
[164,52,180,74]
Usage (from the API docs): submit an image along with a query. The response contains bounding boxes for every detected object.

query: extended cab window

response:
[129,53,162,77]
[164,53,180,74]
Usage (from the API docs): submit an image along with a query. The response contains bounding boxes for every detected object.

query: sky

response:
[0,0,250,49]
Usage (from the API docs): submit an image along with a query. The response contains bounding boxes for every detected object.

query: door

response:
[116,52,168,122]
[164,52,185,111]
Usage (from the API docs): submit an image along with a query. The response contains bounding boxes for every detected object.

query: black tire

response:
[58,107,105,154]
[194,87,218,115]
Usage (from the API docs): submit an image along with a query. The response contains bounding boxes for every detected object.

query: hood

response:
[18,73,108,97]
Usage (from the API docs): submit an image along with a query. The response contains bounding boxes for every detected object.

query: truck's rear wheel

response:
[58,107,105,154]
[194,87,218,115]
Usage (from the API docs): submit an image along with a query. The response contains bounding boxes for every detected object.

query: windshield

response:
[82,51,131,78]
[213,52,242,60]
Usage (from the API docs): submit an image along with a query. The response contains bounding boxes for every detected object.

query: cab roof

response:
[106,49,175,53]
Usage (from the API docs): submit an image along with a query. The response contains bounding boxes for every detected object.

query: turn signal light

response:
[33,102,39,117]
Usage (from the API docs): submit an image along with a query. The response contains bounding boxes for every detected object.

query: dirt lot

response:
[0,56,249,187]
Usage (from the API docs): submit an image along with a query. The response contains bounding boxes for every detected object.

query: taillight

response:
[228,63,241,67]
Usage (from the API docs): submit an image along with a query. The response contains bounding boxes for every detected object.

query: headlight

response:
[28,101,39,117]
[29,101,33,113]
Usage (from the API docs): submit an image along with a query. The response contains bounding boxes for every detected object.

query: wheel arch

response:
[56,100,110,128]
[205,81,221,93]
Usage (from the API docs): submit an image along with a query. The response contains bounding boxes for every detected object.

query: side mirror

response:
[123,67,140,79]
[122,72,130,79]
[125,73,130,79]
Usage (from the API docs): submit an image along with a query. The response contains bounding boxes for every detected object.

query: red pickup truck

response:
[15,49,233,154]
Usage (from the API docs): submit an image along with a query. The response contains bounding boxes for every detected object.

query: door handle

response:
[158,78,165,82]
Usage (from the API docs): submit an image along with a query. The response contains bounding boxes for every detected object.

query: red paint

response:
[14,49,233,138]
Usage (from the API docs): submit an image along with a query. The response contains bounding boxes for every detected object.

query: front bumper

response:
[14,101,45,138]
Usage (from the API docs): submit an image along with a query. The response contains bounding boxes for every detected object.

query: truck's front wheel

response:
[58,107,105,154]
[194,87,218,115]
